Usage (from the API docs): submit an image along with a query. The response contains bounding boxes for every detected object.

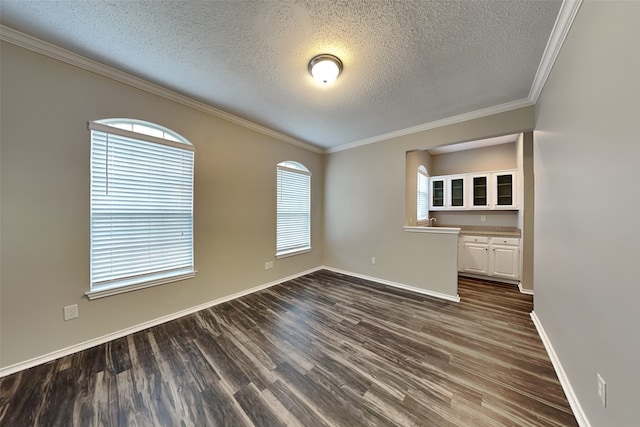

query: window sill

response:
[276,247,311,259]
[86,269,196,300]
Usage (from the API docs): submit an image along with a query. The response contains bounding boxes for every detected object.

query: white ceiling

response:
[0,1,562,150]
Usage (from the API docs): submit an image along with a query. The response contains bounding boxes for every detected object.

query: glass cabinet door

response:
[431,179,445,208]
[495,172,515,207]
[450,177,465,207]
[472,175,488,207]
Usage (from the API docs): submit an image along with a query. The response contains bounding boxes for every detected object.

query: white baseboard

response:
[1,266,459,377]
[518,282,535,295]
[322,266,461,302]
[530,311,590,427]
[0,266,322,378]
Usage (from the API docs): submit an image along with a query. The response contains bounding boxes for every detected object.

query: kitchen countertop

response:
[441,225,521,237]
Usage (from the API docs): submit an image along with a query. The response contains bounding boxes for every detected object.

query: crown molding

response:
[529,0,583,103]
[0,25,323,154]
[1,0,581,156]
[328,0,582,154]
[326,98,534,154]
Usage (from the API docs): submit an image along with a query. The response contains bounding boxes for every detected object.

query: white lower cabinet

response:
[460,235,520,282]
[490,238,520,280]
[462,236,489,275]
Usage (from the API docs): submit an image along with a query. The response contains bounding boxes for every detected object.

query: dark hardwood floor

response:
[0,270,577,426]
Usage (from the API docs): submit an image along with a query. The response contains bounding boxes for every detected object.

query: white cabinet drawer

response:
[490,237,520,246]
[463,235,489,244]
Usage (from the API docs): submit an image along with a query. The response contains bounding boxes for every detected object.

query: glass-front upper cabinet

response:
[429,170,518,211]
[470,174,489,208]
[430,177,445,209]
[494,171,517,208]
[449,176,466,209]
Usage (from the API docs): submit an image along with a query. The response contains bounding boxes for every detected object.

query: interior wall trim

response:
[0,25,323,154]
[529,0,583,103]
[518,282,535,295]
[326,99,534,154]
[322,266,461,303]
[0,267,323,378]
[327,0,583,155]
[1,1,582,156]
[530,311,591,427]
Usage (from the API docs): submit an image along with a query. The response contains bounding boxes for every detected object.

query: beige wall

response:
[430,142,517,176]
[0,42,324,368]
[534,2,639,426]
[431,211,518,228]
[324,107,534,298]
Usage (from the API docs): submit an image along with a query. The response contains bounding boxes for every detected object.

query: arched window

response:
[417,165,429,222]
[276,161,311,257]
[88,119,195,299]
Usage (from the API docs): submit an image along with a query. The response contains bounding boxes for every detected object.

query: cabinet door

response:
[470,174,489,208]
[490,245,520,279]
[449,176,466,209]
[430,178,446,209]
[494,172,517,209]
[463,243,489,275]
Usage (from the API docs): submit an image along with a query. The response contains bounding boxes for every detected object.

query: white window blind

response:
[89,120,194,298]
[277,162,311,257]
[417,166,429,221]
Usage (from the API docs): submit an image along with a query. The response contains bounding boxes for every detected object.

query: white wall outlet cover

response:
[597,373,607,407]
[63,304,79,321]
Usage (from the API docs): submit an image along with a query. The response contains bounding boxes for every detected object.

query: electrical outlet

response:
[597,373,606,407]
[480,215,487,222]
[371,257,376,265]
[265,261,274,270]
[63,304,78,321]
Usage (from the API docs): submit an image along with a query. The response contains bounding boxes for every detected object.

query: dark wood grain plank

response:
[0,270,578,426]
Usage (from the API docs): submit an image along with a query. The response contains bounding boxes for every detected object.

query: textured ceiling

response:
[0,1,562,149]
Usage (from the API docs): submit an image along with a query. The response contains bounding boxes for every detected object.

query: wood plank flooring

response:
[0,270,577,426]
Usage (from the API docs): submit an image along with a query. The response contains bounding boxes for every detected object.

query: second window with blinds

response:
[276,161,311,258]
[417,165,430,223]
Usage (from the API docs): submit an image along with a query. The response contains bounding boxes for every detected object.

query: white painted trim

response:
[326,98,533,153]
[529,0,583,103]
[0,267,322,378]
[518,282,534,295]
[322,266,461,303]
[276,247,312,259]
[0,25,323,154]
[530,311,591,427]
[86,271,197,300]
[0,0,581,157]
[403,226,461,235]
[325,0,582,154]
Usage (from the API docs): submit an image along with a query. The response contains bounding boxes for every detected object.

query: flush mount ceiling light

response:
[308,54,343,85]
